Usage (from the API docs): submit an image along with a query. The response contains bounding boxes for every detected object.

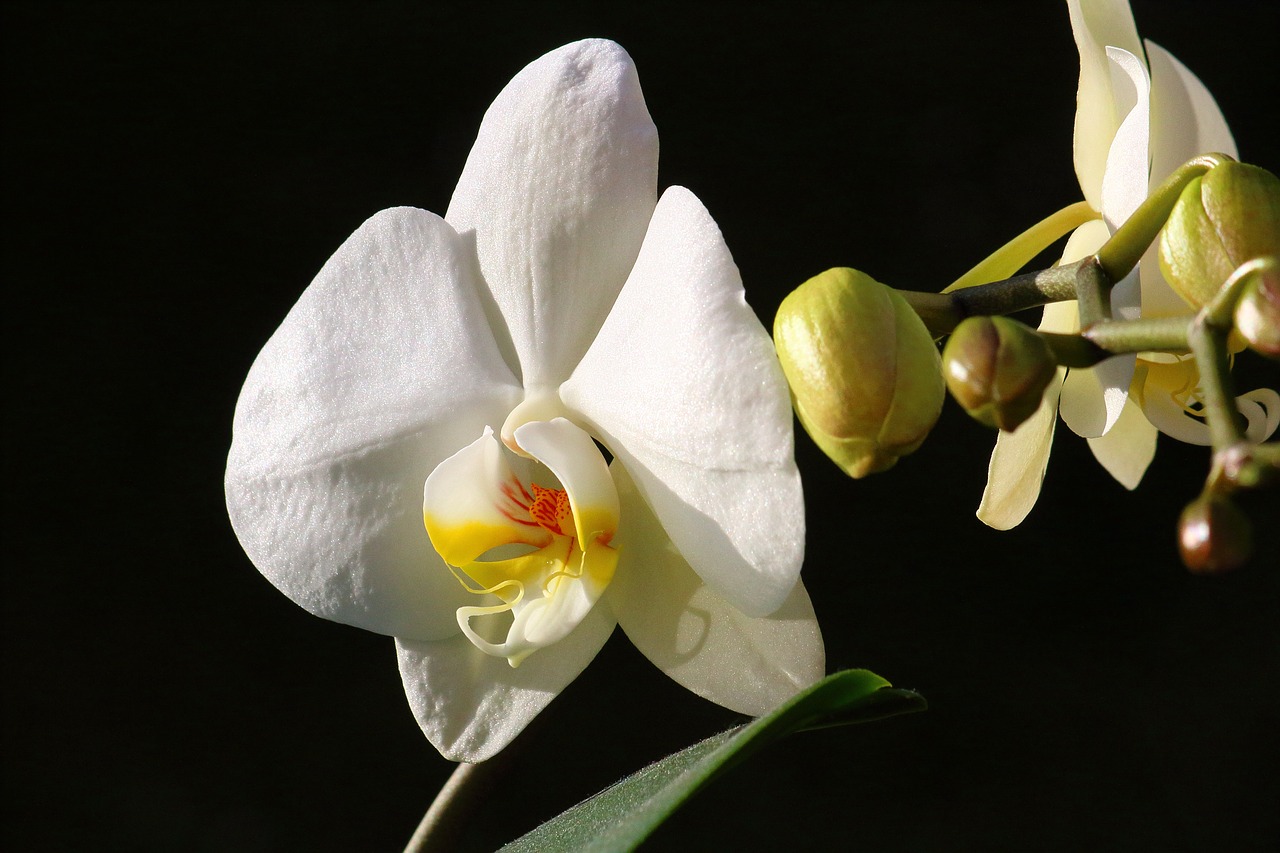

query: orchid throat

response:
[423,416,620,667]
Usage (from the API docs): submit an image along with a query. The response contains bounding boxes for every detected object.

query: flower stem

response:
[1096,152,1235,282]
[404,759,506,853]
[944,200,1099,293]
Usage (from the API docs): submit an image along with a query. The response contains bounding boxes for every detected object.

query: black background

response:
[6,2,1279,851]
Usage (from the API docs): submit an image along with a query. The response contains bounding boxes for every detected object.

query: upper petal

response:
[396,603,616,762]
[1068,0,1143,208]
[561,186,804,617]
[1140,40,1239,319]
[226,208,522,640]
[607,462,823,716]
[445,39,659,388]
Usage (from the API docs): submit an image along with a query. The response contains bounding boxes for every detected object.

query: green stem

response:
[1040,316,1191,367]
[899,260,1084,337]
[1096,152,1235,282]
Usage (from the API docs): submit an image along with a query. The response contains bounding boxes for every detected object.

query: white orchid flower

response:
[225,39,823,762]
[978,0,1279,529]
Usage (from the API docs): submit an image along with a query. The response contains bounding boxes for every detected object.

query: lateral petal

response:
[977,369,1064,530]
[607,463,823,716]
[226,208,521,640]
[1141,40,1239,319]
[395,605,616,762]
[1068,0,1143,208]
[446,39,659,387]
[561,186,803,617]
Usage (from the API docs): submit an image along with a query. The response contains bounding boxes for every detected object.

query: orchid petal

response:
[1067,0,1142,208]
[1140,40,1239,318]
[226,208,521,640]
[395,605,616,762]
[1086,393,1157,489]
[1241,389,1280,443]
[446,39,659,388]
[1099,47,1151,230]
[561,186,803,618]
[607,463,823,715]
[977,368,1065,530]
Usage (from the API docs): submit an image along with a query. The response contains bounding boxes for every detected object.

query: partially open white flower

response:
[225,39,823,762]
[978,0,1278,529]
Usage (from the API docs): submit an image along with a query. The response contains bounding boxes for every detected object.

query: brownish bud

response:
[1177,496,1254,575]
[941,316,1057,431]
[1232,264,1280,359]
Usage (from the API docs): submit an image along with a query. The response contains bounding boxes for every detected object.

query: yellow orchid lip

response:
[423,419,620,667]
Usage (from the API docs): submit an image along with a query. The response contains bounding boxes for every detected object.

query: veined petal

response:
[607,463,823,716]
[395,605,616,762]
[1068,0,1143,208]
[226,208,521,640]
[561,186,803,618]
[423,428,551,568]
[513,418,620,546]
[977,369,1064,530]
[1086,393,1157,489]
[446,39,659,387]
[1140,41,1239,319]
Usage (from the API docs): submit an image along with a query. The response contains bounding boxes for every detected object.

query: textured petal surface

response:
[561,187,803,617]
[446,39,659,388]
[226,208,521,640]
[607,463,823,716]
[1086,394,1157,489]
[1140,40,1239,319]
[1068,0,1142,208]
[396,603,616,762]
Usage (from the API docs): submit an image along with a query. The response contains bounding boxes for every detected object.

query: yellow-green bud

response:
[1159,162,1280,308]
[942,316,1056,432]
[773,267,943,478]
[1178,495,1253,575]
[1232,264,1280,359]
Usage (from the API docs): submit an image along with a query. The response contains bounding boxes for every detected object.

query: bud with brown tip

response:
[1178,495,1254,574]
[1232,263,1280,359]
[773,267,944,478]
[1159,162,1280,309]
[941,316,1057,432]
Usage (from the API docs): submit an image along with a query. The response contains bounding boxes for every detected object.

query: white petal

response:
[395,605,616,762]
[1140,41,1239,319]
[446,39,659,388]
[1067,0,1143,208]
[607,462,823,715]
[1241,389,1280,443]
[561,187,803,617]
[977,369,1065,530]
[226,208,521,640]
[514,418,619,545]
[1086,394,1157,489]
[1099,47,1151,230]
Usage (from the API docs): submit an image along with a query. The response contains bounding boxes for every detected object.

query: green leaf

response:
[499,669,925,852]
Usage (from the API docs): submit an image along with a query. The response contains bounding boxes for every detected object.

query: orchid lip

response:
[423,418,619,667]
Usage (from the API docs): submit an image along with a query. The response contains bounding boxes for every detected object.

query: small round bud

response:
[1178,495,1254,575]
[1232,264,1280,359]
[773,267,943,478]
[941,316,1057,431]
[1159,162,1280,309]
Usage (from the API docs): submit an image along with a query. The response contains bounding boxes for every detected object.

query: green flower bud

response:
[1178,495,1253,575]
[773,267,943,478]
[1232,263,1280,359]
[941,316,1056,432]
[1159,162,1280,308]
